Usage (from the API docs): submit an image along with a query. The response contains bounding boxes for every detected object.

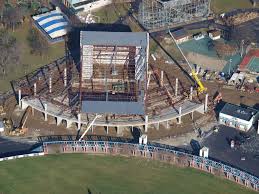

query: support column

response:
[91,125,94,133]
[18,89,21,107]
[57,117,62,126]
[166,120,169,129]
[64,67,67,87]
[178,106,182,124]
[145,115,148,132]
[106,126,109,134]
[175,78,178,96]
[44,103,48,121]
[204,93,209,112]
[190,86,193,100]
[77,113,81,131]
[49,77,52,93]
[156,122,160,130]
[160,70,164,86]
[257,120,259,135]
[191,111,194,120]
[34,83,37,96]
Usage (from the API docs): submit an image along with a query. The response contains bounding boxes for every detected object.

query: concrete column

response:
[64,67,67,87]
[257,120,259,135]
[156,122,160,130]
[175,78,178,96]
[117,126,123,136]
[145,115,148,132]
[34,83,37,96]
[18,89,21,107]
[77,113,81,130]
[190,86,193,100]
[160,70,164,86]
[178,106,182,124]
[66,120,73,128]
[32,108,34,116]
[44,103,48,121]
[49,77,52,93]
[166,120,169,129]
[106,126,109,134]
[204,93,209,112]
[191,111,194,120]
[91,125,94,133]
[57,117,62,126]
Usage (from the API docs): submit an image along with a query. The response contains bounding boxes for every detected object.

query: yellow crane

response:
[168,30,207,94]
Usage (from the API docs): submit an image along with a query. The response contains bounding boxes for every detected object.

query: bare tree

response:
[0,30,20,77]
[27,27,49,56]
[3,6,24,31]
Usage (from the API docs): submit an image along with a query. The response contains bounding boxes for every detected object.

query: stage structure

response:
[138,0,211,30]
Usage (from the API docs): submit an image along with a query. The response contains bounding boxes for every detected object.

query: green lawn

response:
[211,0,257,13]
[0,21,64,92]
[0,154,256,194]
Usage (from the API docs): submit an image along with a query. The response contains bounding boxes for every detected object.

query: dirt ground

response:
[205,81,259,107]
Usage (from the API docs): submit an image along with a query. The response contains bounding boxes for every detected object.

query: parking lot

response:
[0,137,36,157]
[201,125,259,177]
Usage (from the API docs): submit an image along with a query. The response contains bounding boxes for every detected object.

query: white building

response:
[208,30,221,40]
[219,103,258,132]
[0,121,4,132]
[63,0,112,13]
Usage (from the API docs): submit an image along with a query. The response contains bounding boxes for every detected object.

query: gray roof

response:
[220,103,257,121]
[82,101,145,115]
[171,29,188,39]
[80,31,148,47]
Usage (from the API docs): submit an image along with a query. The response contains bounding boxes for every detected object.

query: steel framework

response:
[138,0,211,30]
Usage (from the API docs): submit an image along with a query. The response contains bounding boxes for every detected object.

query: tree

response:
[2,6,24,31]
[0,30,20,77]
[27,28,49,56]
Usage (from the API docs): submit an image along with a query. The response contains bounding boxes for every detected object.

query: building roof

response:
[32,8,69,40]
[80,31,149,47]
[82,101,145,115]
[171,29,189,40]
[208,30,221,37]
[220,103,257,121]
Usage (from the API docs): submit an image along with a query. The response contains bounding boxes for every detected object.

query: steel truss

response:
[138,0,211,30]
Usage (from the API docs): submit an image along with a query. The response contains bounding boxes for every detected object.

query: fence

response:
[43,141,259,192]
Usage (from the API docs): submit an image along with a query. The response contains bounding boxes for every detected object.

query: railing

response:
[43,141,259,191]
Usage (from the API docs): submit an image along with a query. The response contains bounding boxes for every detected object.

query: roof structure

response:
[80,31,149,47]
[220,103,258,121]
[32,8,69,42]
[171,29,189,40]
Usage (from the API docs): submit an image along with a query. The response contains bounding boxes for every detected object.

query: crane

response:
[168,30,207,94]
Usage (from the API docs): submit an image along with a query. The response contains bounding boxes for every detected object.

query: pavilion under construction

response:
[138,0,211,30]
[13,31,207,135]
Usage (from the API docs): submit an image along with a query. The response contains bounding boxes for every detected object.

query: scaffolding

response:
[138,0,211,30]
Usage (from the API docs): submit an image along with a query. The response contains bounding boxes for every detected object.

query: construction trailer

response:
[138,0,211,30]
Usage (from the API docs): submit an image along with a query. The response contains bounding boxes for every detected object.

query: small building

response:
[32,7,70,43]
[193,32,205,40]
[171,29,190,44]
[0,120,4,132]
[208,30,221,40]
[63,0,112,13]
[219,103,258,131]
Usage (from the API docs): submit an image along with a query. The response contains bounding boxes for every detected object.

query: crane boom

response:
[168,30,207,94]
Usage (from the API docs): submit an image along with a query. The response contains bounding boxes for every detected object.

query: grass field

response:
[211,0,257,13]
[0,154,256,194]
[0,21,64,92]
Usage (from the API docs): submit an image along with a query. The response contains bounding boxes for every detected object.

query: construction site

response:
[138,0,211,30]
[7,30,208,139]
